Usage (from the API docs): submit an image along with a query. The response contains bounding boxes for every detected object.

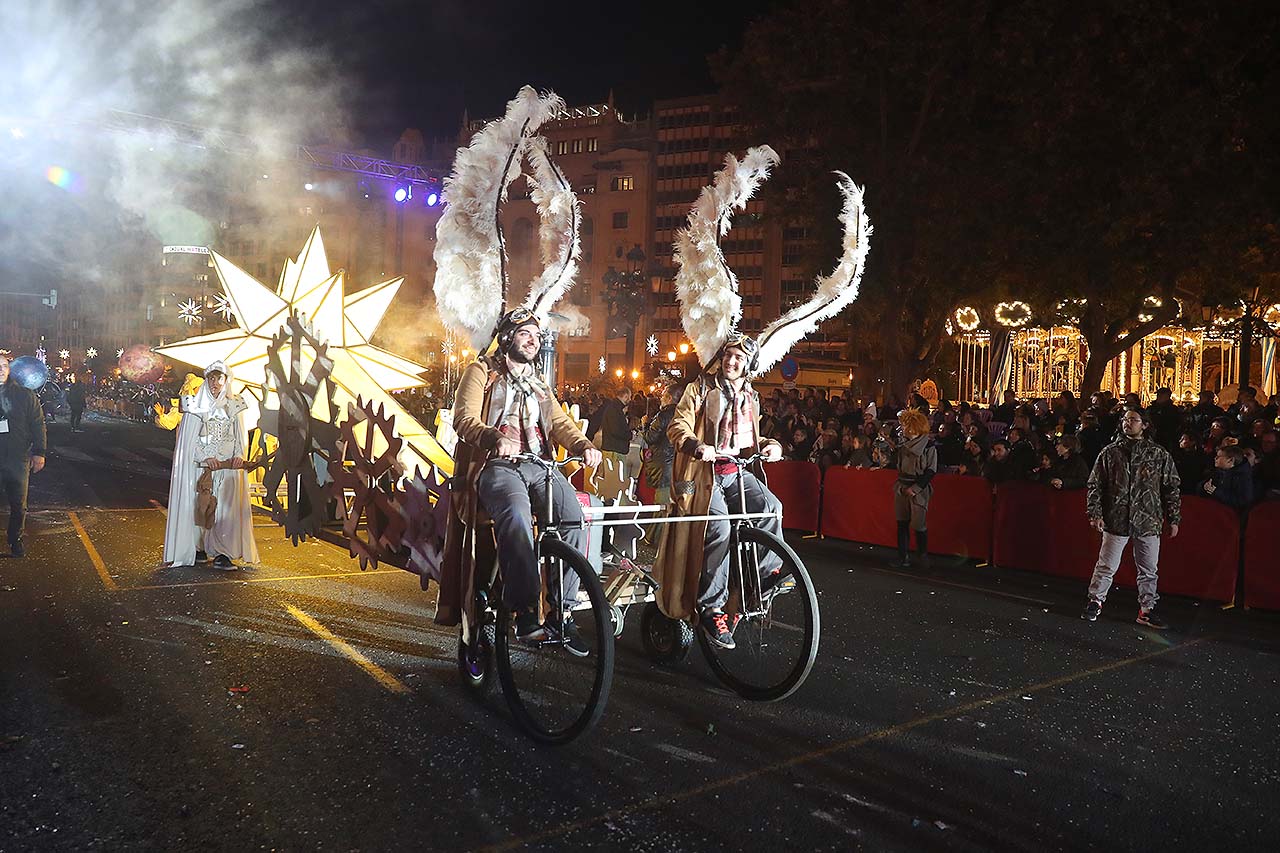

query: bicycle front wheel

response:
[698,527,820,701]
[496,538,614,744]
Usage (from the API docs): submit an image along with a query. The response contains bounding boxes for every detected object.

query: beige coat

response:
[652,374,778,622]
[436,357,594,631]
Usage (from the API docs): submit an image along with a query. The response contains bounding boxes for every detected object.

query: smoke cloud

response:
[0,0,357,287]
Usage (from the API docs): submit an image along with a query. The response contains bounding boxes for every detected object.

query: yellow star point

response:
[156,226,452,476]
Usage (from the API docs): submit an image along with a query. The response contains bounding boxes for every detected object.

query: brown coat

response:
[652,375,779,622]
[435,356,594,632]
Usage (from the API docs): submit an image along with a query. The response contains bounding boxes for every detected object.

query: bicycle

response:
[638,453,821,701]
[455,453,615,744]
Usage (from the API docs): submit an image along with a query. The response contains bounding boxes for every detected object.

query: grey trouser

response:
[892,482,931,531]
[1088,532,1160,610]
[477,459,586,616]
[700,469,784,613]
[1,465,29,546]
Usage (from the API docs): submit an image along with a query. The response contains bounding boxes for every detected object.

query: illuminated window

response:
[571,138,583,154]
[556,140,570,156]
[586,138,598,152]
[610,175,634,192]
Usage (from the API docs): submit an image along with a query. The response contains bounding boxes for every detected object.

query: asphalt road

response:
[2,415,1278,852]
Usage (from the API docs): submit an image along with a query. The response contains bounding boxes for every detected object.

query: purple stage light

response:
[393,186,410,203]
[425,192,439,207]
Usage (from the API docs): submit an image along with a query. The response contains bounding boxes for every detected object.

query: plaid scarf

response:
[715,378,754,455]
[498,367,548,458]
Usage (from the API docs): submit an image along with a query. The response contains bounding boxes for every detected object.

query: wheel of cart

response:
[633,454,820,701]
[456,454,614,745]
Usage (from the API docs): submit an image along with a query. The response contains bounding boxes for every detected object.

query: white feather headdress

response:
[673,148,871,376]
[674,146,779,367]
[432,86,580,351]
[754,173,871,375]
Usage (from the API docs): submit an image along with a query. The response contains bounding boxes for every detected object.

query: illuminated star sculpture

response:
[598,356,607,375]
[116,348,125,358]
[86,347,98,358]
[212,292,235,321]
[645,335,659,357]
[178,298,202,325]
[59,349,70,360]
[155,227,453,477]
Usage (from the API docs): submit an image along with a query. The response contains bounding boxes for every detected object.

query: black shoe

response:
[515,611,548,643]
[889,555,911,569]
[557,618,591,657]
[9,540,24,558]
[195,550,209,563]
[762,569,796,597]
[1081,599,1102,622]
[699,609,736,650]
[1136,608,1168,629]
[212,554,236,571]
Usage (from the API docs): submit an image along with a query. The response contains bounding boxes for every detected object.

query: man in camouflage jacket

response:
[1082,409,1180,628]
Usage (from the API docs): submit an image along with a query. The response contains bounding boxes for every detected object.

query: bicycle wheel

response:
[495,538,615,744]
[697,527,819,701]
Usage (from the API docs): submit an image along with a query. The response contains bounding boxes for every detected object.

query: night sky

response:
[281,0,779,147]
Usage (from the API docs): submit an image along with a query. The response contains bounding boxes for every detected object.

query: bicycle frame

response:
[485,453,585,637]
[717,454,771,619]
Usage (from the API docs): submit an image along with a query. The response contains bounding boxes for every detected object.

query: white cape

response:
[162,361,259,566]
[163,397,204,566]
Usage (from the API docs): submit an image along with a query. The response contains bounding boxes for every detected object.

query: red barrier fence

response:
[765,461,823,532]
[1244,501,1280,610]
[820,467,897,547]
[819,468,993,559]
[993,483,1239,602]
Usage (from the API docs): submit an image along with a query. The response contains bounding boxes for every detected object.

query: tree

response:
[715,0,1033,399]
[991,0,1279,394]
[716,0,1280,398]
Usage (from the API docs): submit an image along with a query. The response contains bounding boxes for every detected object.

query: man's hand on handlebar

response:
[760,441,782,463]
[495,436,522,458]
[582,447,603,469]
[694,444,718,462]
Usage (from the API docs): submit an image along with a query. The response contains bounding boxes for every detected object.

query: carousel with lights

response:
[952,297,1280,404]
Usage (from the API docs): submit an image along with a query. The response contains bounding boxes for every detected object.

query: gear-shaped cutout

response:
[258,314,341,544]
[328,396,408,569]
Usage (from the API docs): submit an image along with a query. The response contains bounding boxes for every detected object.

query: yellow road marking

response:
[121,569,402,591]
[284,604,411,695]
[68,511,117,590]
[477,636,1210,852]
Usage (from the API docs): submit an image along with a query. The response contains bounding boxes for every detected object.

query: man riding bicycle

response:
[655,333,785,650]
[437,308,603,653]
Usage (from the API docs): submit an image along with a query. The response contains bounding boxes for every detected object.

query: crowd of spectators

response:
[556,381,1280,512]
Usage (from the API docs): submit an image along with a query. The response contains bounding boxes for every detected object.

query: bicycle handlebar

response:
[713,452,765,466]
[495,452,584,469]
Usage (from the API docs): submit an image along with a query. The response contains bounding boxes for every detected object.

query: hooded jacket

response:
[1086,436,1181,537]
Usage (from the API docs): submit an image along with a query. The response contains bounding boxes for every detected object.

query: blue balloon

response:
[10,356,50,390]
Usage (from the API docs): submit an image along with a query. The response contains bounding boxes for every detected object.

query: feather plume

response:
[674,145,779,366]
[521,134,581,320]
[753,173,871,376]
[432,87,563,350]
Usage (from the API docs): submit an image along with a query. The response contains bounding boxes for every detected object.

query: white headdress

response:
[432,86,582,351]
[674,147,872,376]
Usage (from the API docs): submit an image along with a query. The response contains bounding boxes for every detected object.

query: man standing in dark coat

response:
[0,355,48,557]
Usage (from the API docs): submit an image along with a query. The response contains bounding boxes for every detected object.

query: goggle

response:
[504,307,537,327]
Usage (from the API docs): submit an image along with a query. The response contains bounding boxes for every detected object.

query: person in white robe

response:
[162,361,259,569]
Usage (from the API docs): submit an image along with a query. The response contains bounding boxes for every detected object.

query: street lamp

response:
[614,368,624,379]
[678,342,689,355]
[630,369,639,380]
[667,351,677,362]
